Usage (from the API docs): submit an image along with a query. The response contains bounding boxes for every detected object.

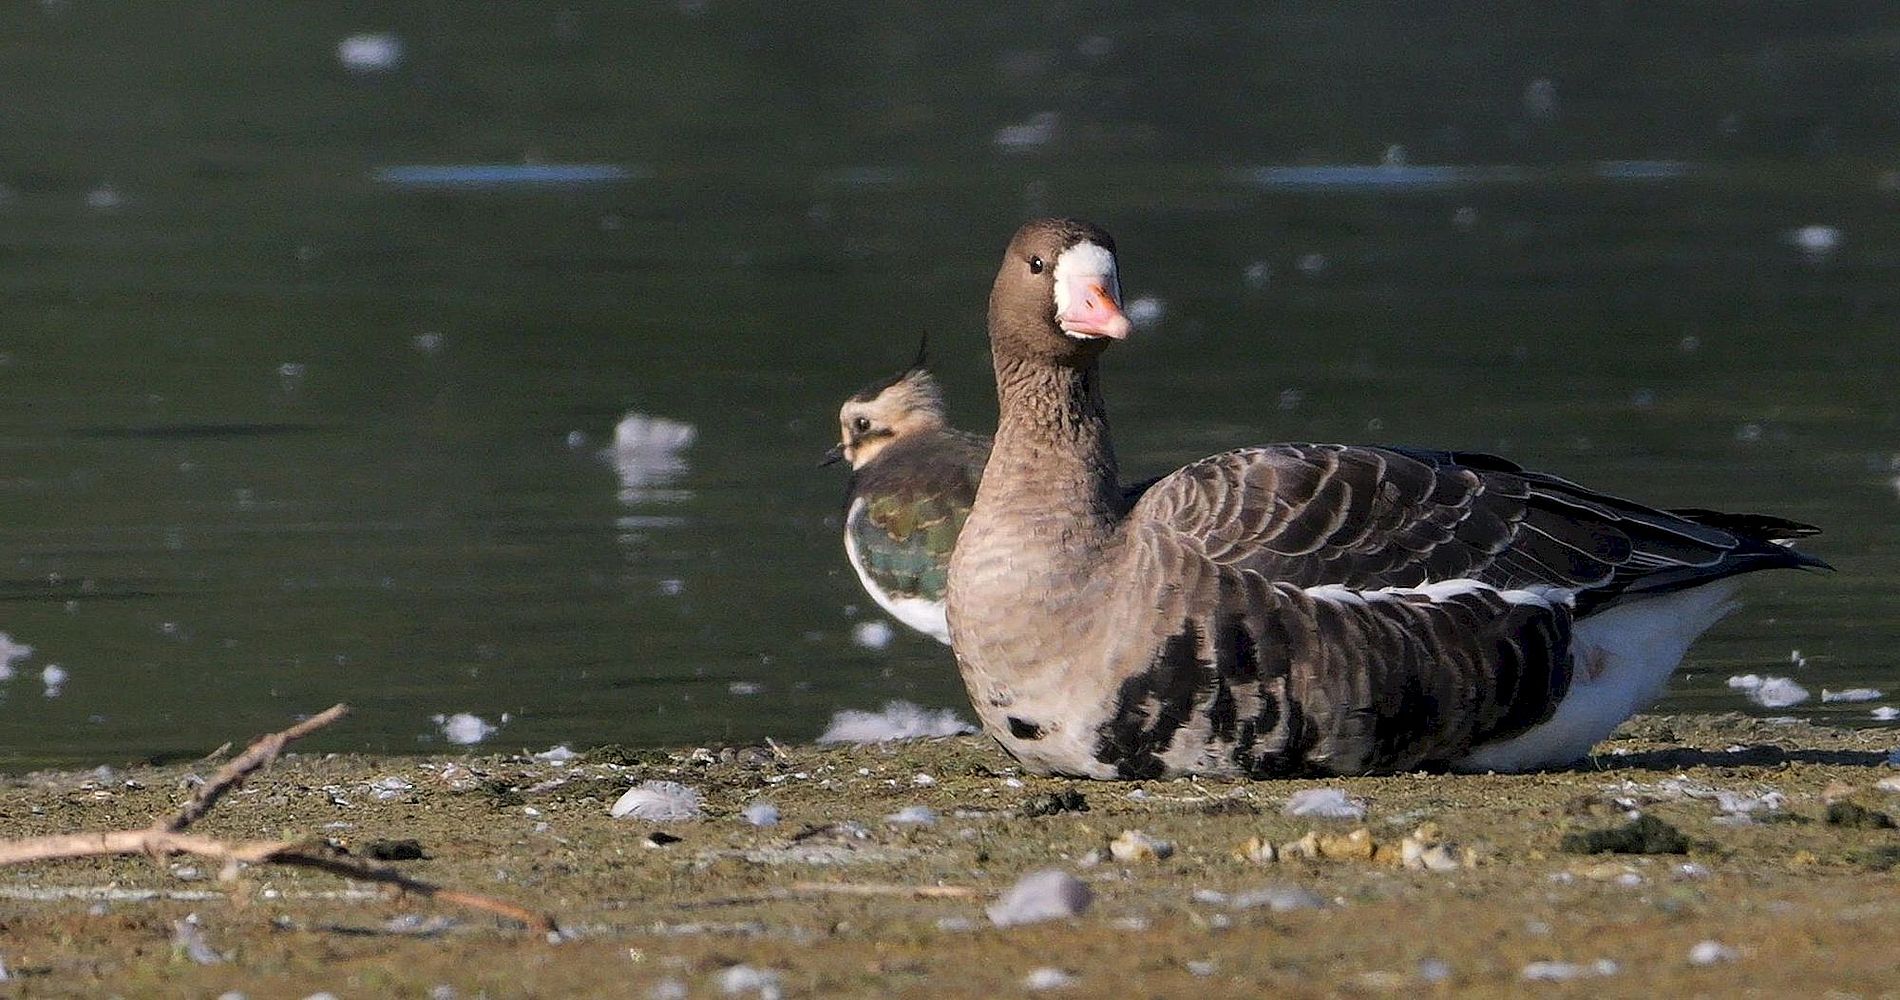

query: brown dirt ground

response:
[2,714,1898,998]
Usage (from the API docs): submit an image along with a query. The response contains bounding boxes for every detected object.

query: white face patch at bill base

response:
[1051,241,1122,340]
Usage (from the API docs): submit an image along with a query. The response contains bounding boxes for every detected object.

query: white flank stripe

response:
[843,498,952,644]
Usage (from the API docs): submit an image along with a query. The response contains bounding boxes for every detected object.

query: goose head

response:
[823,364,949,469]
[988,217,1130,366]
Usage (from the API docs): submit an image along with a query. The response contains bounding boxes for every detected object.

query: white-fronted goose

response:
[824,360,989,643]
[945,218,1827,778]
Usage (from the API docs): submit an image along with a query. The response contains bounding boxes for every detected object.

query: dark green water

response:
[1,4,1896,768]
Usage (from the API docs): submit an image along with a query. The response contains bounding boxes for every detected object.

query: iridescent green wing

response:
[849,488,971,603]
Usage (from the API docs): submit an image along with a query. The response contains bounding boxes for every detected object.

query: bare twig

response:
[786,881,977,899]
[0,704,560,936]
[162,703,350,834]
[680,881,978,909]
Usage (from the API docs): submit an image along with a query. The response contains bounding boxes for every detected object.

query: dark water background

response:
[1,4,1895,768]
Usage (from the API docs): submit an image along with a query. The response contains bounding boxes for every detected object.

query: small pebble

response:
[885,805,938,826]
[1521,959,1618,982]
[1108,829,1174,862]
[1185,960,1217,978]
[740,801,780,827]
[716,964,781,999]
[1688,940,1738,966]
[987,869,1093,927]
[171,914,222,965]
[1023,967,1076,991]
[648,978,689,1000]
[1228,885,1326,912]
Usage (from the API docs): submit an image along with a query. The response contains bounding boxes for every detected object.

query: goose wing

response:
[1128,443,1822,612]
[1100,526,1575,776]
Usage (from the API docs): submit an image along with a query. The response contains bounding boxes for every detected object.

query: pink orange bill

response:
[1057,280,1131,340]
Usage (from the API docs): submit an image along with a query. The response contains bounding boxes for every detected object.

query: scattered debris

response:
[1022,789,1089,817]
[885,805,938,826]
[850,620,895,650]
[433,713,499,746]
[715,964,781,999]
[993,111,1058,152]
[1521,959,1619,982]
[1784,224,1842,261]
[987,870,1092,927]
[170,913,223,965]
[363,839,427,861]
[1282,788,1366,820]
[1239,823,1472,870]
[1228,885,1326,912]
[1743,676,1810,709]
[740,801,781,827]
[610,781,704,822]
[336,32,403,74]
[0,632,33,679]
[1236,837,1277,863]
[815,701,975,744]
[1108,829,1174,862]
[605,413,696,505]
[1400,824,1465,873]
[1561,815,1689,855]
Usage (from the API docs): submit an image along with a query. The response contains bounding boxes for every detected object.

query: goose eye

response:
[1028,255,1044,274]
[852,417,872,433]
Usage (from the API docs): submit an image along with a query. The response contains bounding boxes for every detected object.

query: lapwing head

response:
[823,364,948,470]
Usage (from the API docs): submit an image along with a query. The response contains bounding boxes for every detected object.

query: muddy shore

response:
[2,714,1898,998]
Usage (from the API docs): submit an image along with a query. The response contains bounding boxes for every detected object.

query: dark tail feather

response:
[1667,507,1833,571]
[1668,508,1822,540]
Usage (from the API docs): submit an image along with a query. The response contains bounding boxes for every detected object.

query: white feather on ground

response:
[816,700,975,744]
[610,780,704,821]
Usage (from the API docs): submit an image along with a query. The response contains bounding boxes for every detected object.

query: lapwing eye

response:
[853,417,872,433]
[1028,255,1045,275]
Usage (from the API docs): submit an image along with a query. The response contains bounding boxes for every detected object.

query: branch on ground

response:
[0,702,560,936]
